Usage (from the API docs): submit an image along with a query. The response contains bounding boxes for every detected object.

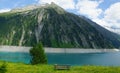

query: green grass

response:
[0,61,120,73]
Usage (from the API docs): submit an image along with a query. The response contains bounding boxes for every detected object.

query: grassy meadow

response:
[0,61,120,73]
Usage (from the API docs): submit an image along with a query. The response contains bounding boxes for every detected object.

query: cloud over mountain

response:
[0,8,11,13]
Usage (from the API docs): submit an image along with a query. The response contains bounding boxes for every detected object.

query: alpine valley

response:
[0,2,120,49]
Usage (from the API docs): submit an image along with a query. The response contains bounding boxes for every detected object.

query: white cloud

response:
[75,0,120,34]
[0,9,11,13]
[76,0,103,19]
[93,2,120,28]
[104,2,120,27]
[37,0,75,9]
[93,18,107,26]
[92,2,120,34]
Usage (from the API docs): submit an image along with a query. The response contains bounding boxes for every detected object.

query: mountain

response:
[104,26,120,35]
[0,2,120,48]
[79,15,120,48]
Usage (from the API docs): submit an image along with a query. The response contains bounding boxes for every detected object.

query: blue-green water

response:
[0,52,31,63]
[0,52,120,66]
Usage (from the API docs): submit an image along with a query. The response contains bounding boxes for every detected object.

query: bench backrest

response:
[54,64,70,70]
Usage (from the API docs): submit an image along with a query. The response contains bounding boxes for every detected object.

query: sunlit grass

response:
[0,61,120,73]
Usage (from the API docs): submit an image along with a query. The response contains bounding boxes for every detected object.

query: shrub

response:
[30,42,47,65]
[0,62,7,73]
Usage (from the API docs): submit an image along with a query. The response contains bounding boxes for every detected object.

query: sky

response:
[0,0,120,33]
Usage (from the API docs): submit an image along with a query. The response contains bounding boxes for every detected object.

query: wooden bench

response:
[54,64,71,70]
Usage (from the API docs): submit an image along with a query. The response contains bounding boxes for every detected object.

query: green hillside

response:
[0,3,120,48]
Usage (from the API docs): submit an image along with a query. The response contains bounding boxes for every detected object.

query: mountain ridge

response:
[0,3,120,48]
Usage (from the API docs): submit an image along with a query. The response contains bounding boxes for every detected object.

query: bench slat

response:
[54,64,70,70]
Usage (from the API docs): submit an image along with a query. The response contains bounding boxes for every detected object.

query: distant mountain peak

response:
[11,4,48,12]
[10,2,64,13]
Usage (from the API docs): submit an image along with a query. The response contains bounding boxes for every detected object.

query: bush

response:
[30,42,47,65]
[0,62,7,73]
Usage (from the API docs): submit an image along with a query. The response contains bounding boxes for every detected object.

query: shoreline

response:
[0,45,119,53]
[45,48,120,53]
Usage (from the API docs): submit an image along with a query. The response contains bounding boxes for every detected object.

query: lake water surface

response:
[0,52,120,66]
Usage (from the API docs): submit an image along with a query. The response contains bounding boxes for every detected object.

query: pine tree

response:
[30,42,47,65]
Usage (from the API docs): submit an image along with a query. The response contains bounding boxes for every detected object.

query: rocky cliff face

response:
[0,3,120,48]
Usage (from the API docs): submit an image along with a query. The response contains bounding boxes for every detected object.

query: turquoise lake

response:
[0,52,120,66]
